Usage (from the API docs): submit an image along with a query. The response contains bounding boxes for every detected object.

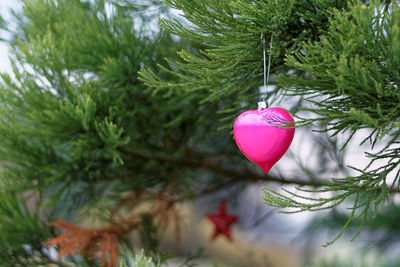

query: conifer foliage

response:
[142,0,400,245]
[0,0,400,266]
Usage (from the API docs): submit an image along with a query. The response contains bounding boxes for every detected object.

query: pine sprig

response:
[261,1,400,243]
[281,2,400,141]
[140,0,356,124]
[0,178,56,266]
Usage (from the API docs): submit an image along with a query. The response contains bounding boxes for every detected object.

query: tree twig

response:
[118,147,400,194]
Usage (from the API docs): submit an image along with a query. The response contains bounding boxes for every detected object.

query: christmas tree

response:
[1,0,399,266]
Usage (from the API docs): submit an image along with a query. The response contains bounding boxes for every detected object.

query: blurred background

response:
[1,1,400,266]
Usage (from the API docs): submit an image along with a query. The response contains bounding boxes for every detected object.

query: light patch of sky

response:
[0,0,21,74]
[0,1,183,75]
[103,1,175,34]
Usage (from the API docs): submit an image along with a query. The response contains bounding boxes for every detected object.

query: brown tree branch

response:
[118,147,325,186]
[118,147,400,194]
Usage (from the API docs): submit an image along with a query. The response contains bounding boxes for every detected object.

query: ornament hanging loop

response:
[258,34,274,110]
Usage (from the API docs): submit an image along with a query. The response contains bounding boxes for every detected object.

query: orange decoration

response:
[46,219,119,267]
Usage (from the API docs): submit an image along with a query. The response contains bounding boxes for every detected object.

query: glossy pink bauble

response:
[234,106,295,174]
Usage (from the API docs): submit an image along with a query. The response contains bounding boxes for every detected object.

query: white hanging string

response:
[259,34,274,109]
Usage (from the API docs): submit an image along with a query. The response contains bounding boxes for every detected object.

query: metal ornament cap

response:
[233,106,295,174]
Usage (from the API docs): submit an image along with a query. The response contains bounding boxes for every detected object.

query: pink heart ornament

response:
[234,106,295,174]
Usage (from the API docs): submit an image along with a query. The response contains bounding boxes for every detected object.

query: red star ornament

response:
[206,199,239,242]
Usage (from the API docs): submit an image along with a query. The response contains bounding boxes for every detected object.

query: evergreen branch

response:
[117,147,319,185]
[117,147,400,194]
